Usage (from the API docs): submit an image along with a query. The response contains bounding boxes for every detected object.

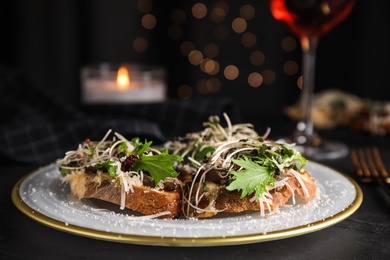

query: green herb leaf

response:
[117,141,129,155]
[84,148,94,156]
[131,137,153,155]
[272,144,307,171]
[226,156,274,200]
[95,161,117,178]
[193,145,215,162]
[133,152,183,186]
[59,167,70,176]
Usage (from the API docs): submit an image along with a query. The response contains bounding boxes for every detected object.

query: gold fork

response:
[351,147,390,196]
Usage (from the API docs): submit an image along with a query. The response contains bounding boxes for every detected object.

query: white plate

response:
[12,161,362,246]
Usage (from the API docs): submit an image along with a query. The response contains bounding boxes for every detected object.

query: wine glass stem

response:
[295,36,319,144]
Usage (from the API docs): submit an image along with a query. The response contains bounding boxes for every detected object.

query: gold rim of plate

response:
[11,164,363,247]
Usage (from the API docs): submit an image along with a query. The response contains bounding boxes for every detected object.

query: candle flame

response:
[116,66,130,90]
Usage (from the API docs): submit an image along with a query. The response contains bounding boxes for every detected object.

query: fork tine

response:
[351,148,363,178]
[356,146,390,197]
[358,147,371,178]
[364,147,379,178]
[351,148,372,183]
[371,147,390,184]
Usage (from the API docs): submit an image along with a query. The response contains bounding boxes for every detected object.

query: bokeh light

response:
[232,18,247,33]
[224,65,239,80]
[133,37,148,53]
[130,1,300,99]
[192,3,208,19]
[188,50,204,65]
[281,36,297,52]
[240,4,255,20]
[283,60,299,75]
[250,51,266,66]
[141,14,156,29]
[177,84,193,99]
[248,72,263,87]
[137,0,153,13]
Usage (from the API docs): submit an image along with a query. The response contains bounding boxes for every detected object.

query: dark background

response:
[1,0,389,119]
[1,3,390,259]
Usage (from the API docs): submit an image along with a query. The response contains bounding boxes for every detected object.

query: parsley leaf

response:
[133,152,183,186]
[226,156,275,200]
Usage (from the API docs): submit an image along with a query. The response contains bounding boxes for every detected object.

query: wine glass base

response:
[294,140,349,160]
[277,138,349,160]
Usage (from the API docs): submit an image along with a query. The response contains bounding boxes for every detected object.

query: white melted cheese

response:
[61,171,88,199]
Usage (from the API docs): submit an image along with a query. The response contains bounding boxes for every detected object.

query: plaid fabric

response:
[0,65,242,165]
[82,97,242,140]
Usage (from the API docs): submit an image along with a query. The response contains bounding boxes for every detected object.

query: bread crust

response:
[188,169,317,218]
[62,168,316,219]
[63,171,181,219]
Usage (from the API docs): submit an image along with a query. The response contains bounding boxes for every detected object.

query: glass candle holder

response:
[81,63,167,104]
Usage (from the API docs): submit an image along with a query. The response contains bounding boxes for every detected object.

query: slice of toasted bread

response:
[62,171,181,219]
[186,169,317,218]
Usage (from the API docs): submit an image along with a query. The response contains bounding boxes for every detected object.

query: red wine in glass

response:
[269,0,356,160]
[270,0,356,38]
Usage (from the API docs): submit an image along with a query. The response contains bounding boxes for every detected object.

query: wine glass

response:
[269,0,356,160]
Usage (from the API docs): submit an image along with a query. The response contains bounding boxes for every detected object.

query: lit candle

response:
[81,63,167,104]
[116,65,131,90]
